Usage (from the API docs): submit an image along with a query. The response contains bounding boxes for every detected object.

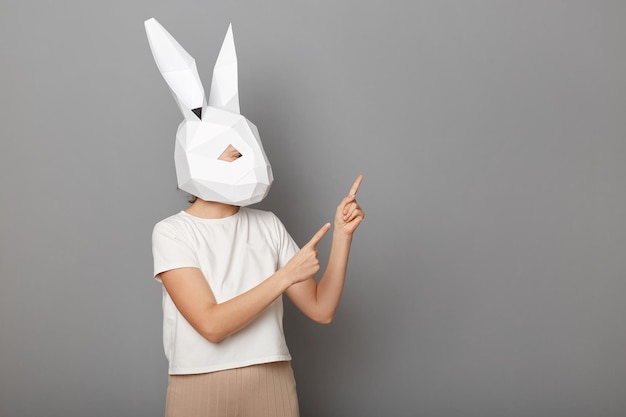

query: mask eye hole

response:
[218,144,243,162]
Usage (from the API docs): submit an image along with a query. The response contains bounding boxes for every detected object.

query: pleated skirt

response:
[165,361,300,417]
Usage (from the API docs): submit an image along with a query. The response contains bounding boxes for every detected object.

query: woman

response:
[146,18,364,416]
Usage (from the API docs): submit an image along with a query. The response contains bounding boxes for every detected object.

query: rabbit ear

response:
[145,18,206,120]
[207,24,240,114]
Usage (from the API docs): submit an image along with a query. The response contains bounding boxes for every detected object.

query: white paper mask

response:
[145,18,273,206]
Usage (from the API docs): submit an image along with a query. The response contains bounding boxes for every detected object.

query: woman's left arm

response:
[286,175,365,323]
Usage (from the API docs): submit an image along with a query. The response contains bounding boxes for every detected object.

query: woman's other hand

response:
[334,175,365,236]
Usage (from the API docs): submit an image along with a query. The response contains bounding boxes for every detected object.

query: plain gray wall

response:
[1,1,625,416]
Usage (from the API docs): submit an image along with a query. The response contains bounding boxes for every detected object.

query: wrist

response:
[332,229,354,242]
[272,268,295,291]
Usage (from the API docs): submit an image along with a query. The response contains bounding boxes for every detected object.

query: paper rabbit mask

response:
[145,18,273,205]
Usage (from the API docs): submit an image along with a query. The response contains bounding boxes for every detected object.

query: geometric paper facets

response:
[145,18,273,206]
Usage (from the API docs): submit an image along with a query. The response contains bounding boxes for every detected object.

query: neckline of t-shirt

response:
[179,207,243,224]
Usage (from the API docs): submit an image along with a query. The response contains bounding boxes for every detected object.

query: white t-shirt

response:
[152,207,299,375]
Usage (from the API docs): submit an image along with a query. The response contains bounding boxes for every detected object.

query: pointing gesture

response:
[282,175,364,289]
[335,175,365,236]
[282,175,365,321]
[284,223,331,285]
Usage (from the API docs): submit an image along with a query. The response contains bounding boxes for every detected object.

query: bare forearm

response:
[313,232,353,322]
[200,270,291,343]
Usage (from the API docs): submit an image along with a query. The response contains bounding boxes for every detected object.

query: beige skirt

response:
[165,361,300,417]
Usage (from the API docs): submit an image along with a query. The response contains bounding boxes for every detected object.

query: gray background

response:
[1,1,625,416]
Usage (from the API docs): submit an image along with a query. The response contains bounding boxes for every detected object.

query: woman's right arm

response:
[160,223,330,344]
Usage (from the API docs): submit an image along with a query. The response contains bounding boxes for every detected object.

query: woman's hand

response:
[282,223,331,285]
[334,175,365,237]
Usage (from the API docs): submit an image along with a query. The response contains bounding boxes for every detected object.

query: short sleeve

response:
[152,222,200,281]
[272,214,300,269]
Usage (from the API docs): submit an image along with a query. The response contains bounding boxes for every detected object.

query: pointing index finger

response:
[348,174,364,197]
[306,223,331,248]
